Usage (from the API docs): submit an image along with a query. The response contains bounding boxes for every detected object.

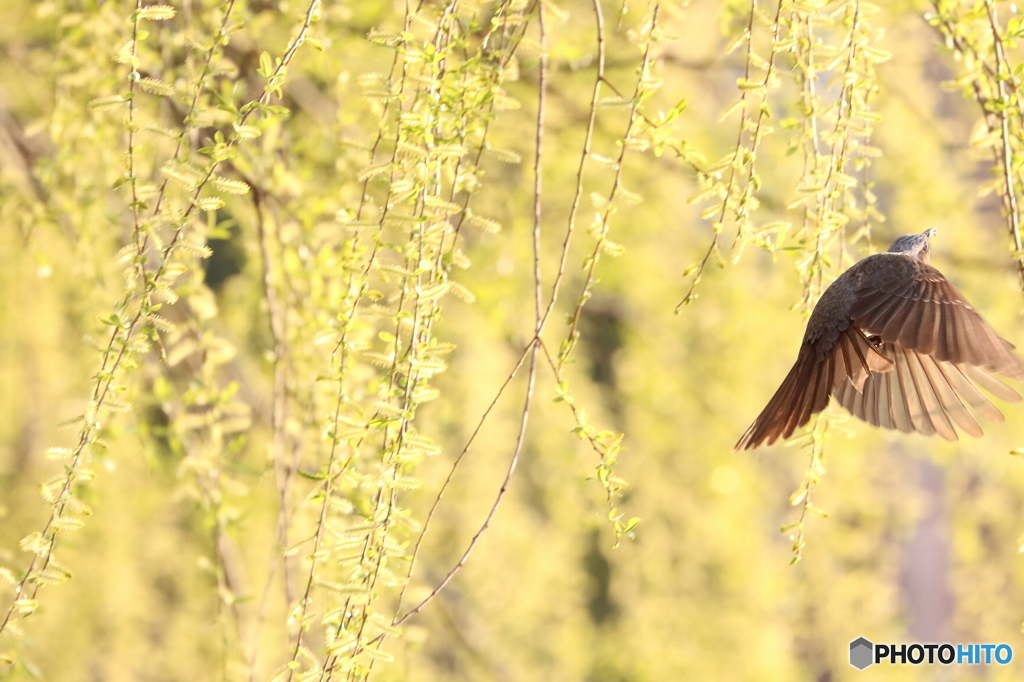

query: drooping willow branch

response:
[0,0,321,654]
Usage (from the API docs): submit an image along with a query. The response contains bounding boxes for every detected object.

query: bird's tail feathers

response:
[735,329,890,451]
[735,345,829,451]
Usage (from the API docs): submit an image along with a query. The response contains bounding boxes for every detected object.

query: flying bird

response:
[736,229,1024,450]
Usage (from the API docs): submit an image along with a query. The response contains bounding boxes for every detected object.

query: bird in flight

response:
[736,229,1024,450]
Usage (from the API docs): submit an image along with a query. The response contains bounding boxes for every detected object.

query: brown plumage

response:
[735,229,1024,450]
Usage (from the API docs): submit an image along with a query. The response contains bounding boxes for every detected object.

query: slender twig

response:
[536,340,622,515]
[677,0,785,309]
[0,0,319,655]
[805,0,861,308]
[391,343,531,618]
[929,2,1024,293]
[983,0,1024,292]
[388,0,526,627]
[0,0,147,637]
[246,185,293,680]
[393,3,547,629]
[291,7,426,681]
[386,0,537,628]
[538,0,605,330]
[783,415,828,565]
[150,0,241,219]
[563,4,661,365]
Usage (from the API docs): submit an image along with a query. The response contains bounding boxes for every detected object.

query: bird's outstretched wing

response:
[848,259,1024,380]
[734,328,892,450]
[735,258,1024,450]
[833,344,1016,442]
[833,261,1024,442]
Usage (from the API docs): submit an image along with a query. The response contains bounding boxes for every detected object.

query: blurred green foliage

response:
[2,0,1024,680]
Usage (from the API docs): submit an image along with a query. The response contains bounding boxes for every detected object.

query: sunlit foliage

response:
[2,0,1024,680]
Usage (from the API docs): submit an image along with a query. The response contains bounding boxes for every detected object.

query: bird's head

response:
[886,228,936,264]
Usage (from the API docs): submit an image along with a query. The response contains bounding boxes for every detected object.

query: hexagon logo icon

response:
[850,637,873,670]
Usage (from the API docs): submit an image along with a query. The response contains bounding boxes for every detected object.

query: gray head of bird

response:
[886,228,936,264]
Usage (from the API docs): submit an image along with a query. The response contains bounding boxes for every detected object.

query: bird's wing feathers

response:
[849,261,1024,380]
[833,343,1019,443]
[734,344,830,450]
[831,326,893,392]
[734,328,886,450]
[830,262,1023,442]
[736,255,1024,450]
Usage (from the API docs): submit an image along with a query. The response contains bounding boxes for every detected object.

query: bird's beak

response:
[924,228,938,239]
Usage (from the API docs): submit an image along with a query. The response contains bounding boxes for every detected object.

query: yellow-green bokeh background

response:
[3,1,1024,680]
